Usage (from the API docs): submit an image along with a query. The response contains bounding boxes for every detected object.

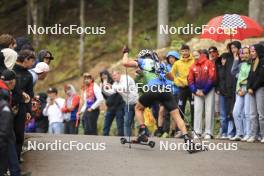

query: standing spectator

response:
[1,48,17,70]
[247,44,264,143]
[43,88,65,134]
[0,34,16,73]
[35,93,49,133]
[0,69,19,176]
[78,73,104,135]
[168,44,194,134]
[29,62,49,86]
[104,70,138,137]
[208,46,221,119]
[12,49,35,161]
[36,50,54,65]
[100,70,124,136]
[188,51,216,139]
[155,51,180,138]
[216,53,236,139]
[231,47,251,141]
[61,84,80,134]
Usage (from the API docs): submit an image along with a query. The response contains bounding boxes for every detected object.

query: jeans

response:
[48,122,64,134]
[194,89,215,135]
[249,87,264,138]
[8,143,21,176]
[64,120,78,134]
[124,104,135,136]
[219,95,236,137]
[232,94,250,136]
[103,108,124,136]
[83,109,100,135]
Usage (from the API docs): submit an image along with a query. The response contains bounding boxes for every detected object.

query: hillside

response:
[0,0,251,94]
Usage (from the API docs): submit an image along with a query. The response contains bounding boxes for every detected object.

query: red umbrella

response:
[200,14,264,41]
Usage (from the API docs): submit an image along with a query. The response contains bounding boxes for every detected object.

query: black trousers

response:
[178,87,194,128]
[64,120,79,134]
[14,104,26,161]
[83,109,100,135]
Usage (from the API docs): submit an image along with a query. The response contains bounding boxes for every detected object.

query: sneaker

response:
[247,136,256,143]
[220,135,228,140]
[230,135,242,141]
[241,135,250,142]
[261,138,264,143]
[154,127,163,137]
[257,136,262,141]
[170,130,175,138]
[174,131,182,138]
[204,134,212,140]
[161,132,169,138]
[227,135,233,140]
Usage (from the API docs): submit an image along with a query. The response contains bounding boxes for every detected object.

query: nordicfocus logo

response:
[27,24,106,35]
[159,141,238,151]
[160,24,238,35]
[26,140,106,151]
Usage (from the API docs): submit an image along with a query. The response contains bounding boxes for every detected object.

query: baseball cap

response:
[47,87,58,94]
[1,69,16,81]
[33,62,50,74]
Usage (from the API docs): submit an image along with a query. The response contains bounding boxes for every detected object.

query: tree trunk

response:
[157,0,169,49]
[79,0,85,75]
[128,0,134,48]
[29,0,39,49]
[249,0,264,26]
[186,0,202,18]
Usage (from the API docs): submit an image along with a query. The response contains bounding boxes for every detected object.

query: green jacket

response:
[236,61,251,93]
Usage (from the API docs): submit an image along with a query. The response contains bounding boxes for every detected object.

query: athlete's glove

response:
[122,45,129,54]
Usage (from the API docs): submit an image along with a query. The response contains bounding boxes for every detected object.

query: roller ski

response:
[183,135,208,154]
[120,125,155,148]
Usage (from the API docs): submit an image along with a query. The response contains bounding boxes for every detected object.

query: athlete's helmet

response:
[138,49,153,58]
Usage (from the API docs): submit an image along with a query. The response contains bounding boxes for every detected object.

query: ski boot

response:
[137,124,149,143]
[183,134,206,154]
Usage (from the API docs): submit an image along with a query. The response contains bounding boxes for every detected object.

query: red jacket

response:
[188,54,216,94]
[0,80,12,105]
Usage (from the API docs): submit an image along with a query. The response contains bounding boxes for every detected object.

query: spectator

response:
[12,49,35,161]
[62,84,80,134]
[0,69,23,176]
[1,48,17,70]
[0,34,16,73]
[100,70,125,136]
[188,50,216,139]
[247,44,264,143]
[208,46,221,123]
[43,87,65,134]
[231,47,251,141]
[35,93,49,133]
[0,34,16,50]
[168,44,194,133]
[216,53,236,139]
[29,62,50,86]
[36,50,54,65]
[109,70,139,137]
[14,36,33,53]
[155,51,180,138]
[78,73,104,135]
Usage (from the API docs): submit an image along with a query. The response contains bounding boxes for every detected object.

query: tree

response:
[28,0,39,49]
[186,0,202,18]
[249,0,264,26]
[128,0,134,48]
[157,0,169,48]
[79,0,85,75]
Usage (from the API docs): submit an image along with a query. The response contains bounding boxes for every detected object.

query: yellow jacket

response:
[170,55,194,87]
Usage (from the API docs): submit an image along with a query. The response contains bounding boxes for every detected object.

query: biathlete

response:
[121,46,201,153]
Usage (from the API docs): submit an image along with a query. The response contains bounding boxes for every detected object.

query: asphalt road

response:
[21,134,264,176]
